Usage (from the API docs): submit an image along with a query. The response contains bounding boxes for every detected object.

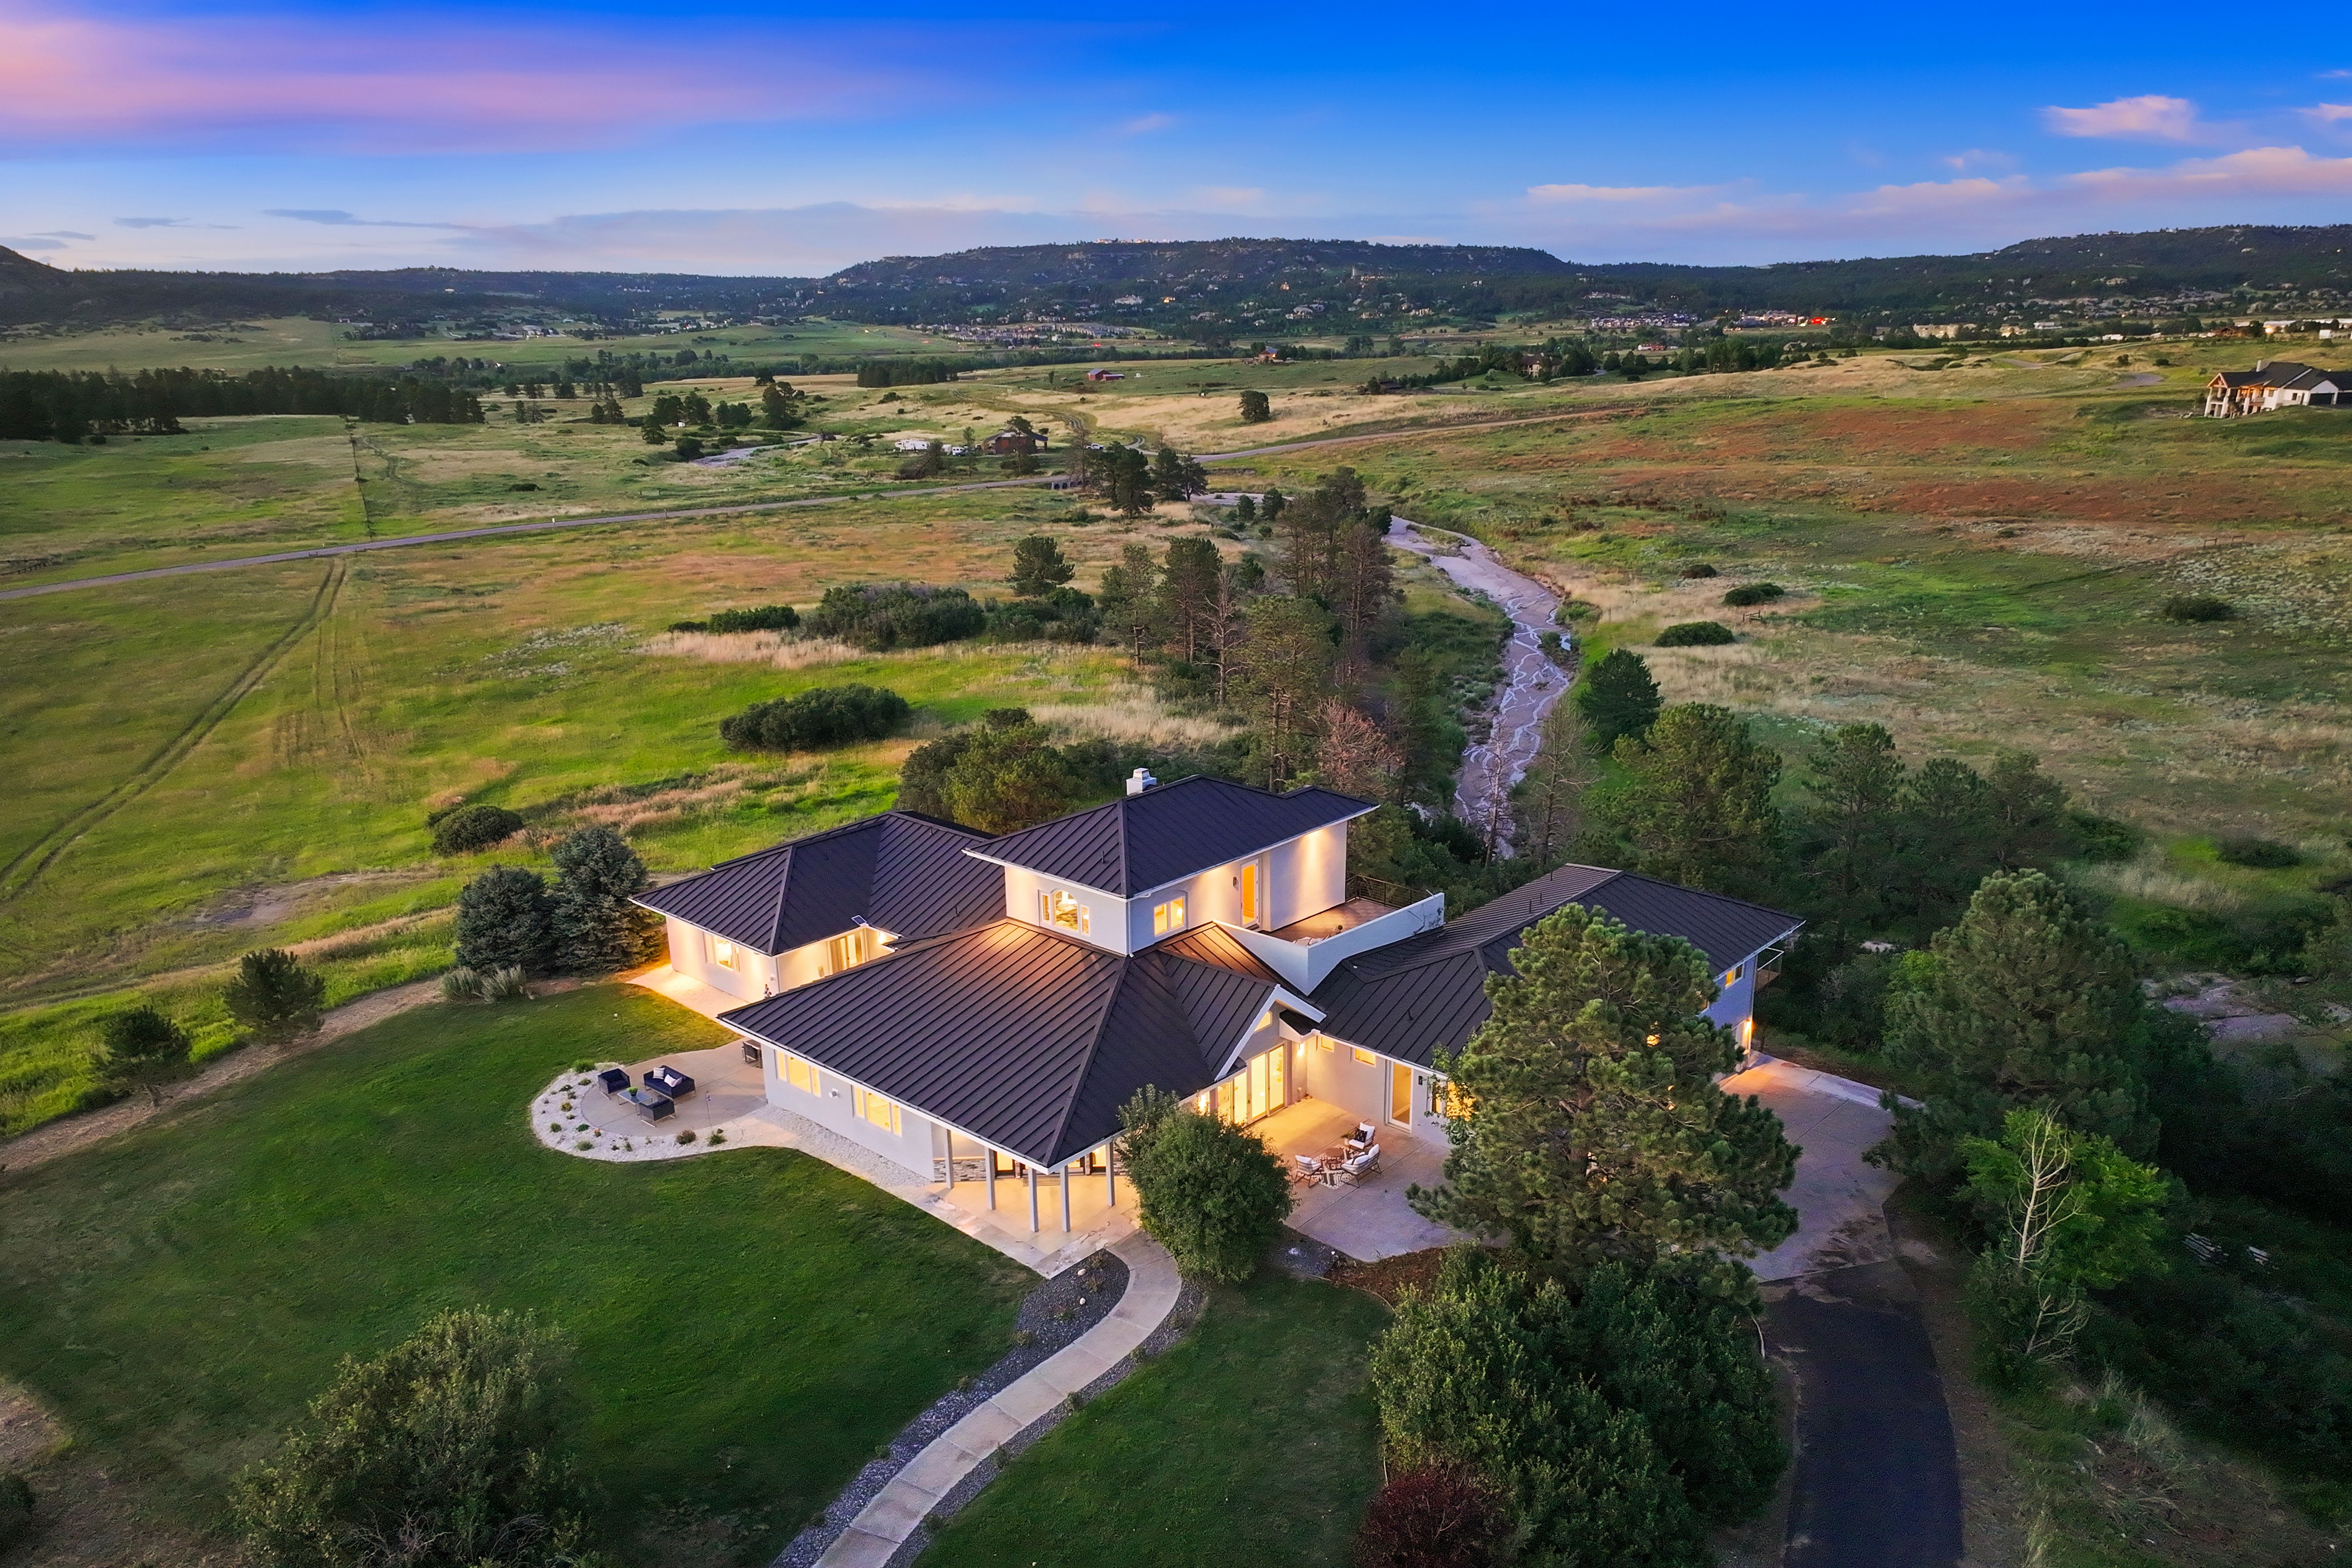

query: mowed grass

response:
[921,1273,1390,1568]
[0,982,1032,1564]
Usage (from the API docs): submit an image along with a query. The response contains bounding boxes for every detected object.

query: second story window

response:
[1041,888,1090,934]
[1153,895,1186,935]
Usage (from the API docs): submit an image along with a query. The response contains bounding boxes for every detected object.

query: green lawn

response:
[921,1273,1391,1568]
[0,983,1032,1564]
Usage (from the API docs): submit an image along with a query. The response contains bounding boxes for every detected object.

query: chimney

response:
[1127,768,1157,796]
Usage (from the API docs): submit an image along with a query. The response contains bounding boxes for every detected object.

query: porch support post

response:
[943,1130,956,1189]
[1104,1144,1115,1208]
[1061,1161,1073,1232]
[1027,1166,1039,1233]
[985,1148,997,1210]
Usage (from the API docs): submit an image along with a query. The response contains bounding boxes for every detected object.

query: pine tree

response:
[1413,904,1799,1303]
[1515,698,1595,865]
[1095,542,1160,649]
[1229,596,1335,788]
[1984,751,2076,870]
[1573,648,1661,750]
[223,949,329,1042]
[1600,704,1784,901]
[1894,756,1996,930]
[1878,869,2152,1188]
[550,827,657,974]
[1007,535,1076,598]
[454,866,555,976]
[1334,516,1397,672]
[1799,722,1907,938]
[1156,537,1223,663]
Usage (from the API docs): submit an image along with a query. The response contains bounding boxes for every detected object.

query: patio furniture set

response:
[1292,1122,1382,1188]
[598,1064,697,1123]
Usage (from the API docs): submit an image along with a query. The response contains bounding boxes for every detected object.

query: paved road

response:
[2,405,1622,603]
[1768,1262,1964,1568]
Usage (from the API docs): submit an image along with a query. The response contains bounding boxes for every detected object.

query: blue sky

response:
[4,0,2351,274]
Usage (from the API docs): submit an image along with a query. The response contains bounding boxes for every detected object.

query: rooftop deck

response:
[1268,897,1404,944]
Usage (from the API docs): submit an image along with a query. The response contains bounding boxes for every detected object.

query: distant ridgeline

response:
[0,367,484,442]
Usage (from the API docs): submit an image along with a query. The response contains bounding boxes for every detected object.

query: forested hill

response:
[2,225,2348,335]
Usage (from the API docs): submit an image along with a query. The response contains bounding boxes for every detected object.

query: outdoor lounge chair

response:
[595,1067,630,1096]
[634,1090,675,1123]
[1292,1153,1327,1185]
[1338,1144,1380,1186]
[1344,1122,1376,1152]
[643,1065,696,1099]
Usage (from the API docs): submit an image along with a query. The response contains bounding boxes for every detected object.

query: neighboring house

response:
[633,773,1802,1230]
[982,429,1047,455]
[2203,361,2352,417]
[1083,369,1125,382]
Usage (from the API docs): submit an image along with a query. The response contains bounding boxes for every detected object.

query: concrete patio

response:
[1254,1098,1467,1261]
[1723,1055,1902,1282]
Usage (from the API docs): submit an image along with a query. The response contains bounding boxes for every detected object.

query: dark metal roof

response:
[1308,865,1803,1068]
[718,920,1278,1166]
[968,775,1376,896]
[633,810,1001,954]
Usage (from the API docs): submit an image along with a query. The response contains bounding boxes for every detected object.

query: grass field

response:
[0,982,1033,1564]
[921,1273,1390,1568]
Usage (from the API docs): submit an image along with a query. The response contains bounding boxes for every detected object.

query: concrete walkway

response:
[813,1230,1183,1568]
[1723,1055,1904,1282]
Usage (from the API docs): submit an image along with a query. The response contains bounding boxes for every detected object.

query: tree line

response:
[0,367,484,443]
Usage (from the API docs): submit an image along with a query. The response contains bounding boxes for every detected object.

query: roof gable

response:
[971,775,1375,896]
[635,809,999,953]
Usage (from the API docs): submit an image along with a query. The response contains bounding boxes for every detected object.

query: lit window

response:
[824,928,874,976]
[1724,964,1743,984]
[1316,1036,1334,1052]
[853,1086,901,1134]
[711,937,737,971]
[784,1054,820,1096]
[1352,1047,1376,1067]
[1041,889,1089,933]
[1153,895,1187,935]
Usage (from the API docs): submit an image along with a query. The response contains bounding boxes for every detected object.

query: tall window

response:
[822,928,875,977]
[853,1086,902,1135]
[1152,895,1186,935]
[710,936,738,971]
[784,1054,819,1096]
[1040,888,1089,934]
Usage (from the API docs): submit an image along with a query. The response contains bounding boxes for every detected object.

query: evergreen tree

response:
[1413,905,1799,1303]
[1007,534,1076,598]
[550,827,657,974]
[1984,751,2076,870]
[1102,444,1152,514]
[1878,870,2152,1188]
[1799,722,1907,938]
[937,720,1082,834]
[1095,542,1160,649]
[1156,537,1223,663]
[102,1005,191,1103]
[1573,648,1661,751]
[1599,704,1784,901]
[1237,389,1273,424]
[1229,595,1335,788]
[1515,698,1594,866]
[1894,756,1997,930]
[454,866,556,976]
[223,948,329,1042]
[1150,445,1206,500]
[1334,514,1397,672]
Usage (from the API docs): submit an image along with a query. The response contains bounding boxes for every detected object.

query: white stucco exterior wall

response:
[759,1042,938,1178]
[663,916,779,1003]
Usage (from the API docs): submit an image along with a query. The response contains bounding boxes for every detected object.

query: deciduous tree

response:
[1117,1089,1291,1283]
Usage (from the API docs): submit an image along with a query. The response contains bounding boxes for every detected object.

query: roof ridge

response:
[1598,867,1803,924]
[1041,949,1140,1163]
[763,845,797,952]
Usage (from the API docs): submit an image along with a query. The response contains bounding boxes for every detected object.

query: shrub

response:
[481,965,531,1001]
[1117,1089,1291,1284]
[2215,835,2300,869]
[1352,1465,1508,1568]
[668,604,799,634]
[2069,811,2145,863]
[678,1130,696,1145]
[454,866,555,975]
[1574,647,1662,750]
[2160,595,2235,623]
[550,825,658,972]
[224,949,328,1042]
[231,1308,600,1568]
[1238,389,1273,424]
[440,966,484,1002]
[1676,562,1719,578]
[805,583,986,650]
[1654,621,1735,647]
[0,1471,33,1550]
[431,803,524,856]
[1719,582,1784,607]
[719,683,912,751]
[102,1004,190,1074]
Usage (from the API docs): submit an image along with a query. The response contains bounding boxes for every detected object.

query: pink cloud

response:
[2043,94,2208,142]
[2067,143,2352,196]
[0,0,937,151]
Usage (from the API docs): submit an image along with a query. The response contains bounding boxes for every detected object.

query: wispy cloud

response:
[2303,103,2352,124]
[263,208,456,228]
[2044,94,2209,142]
[30,228,93,240]
[2068,143,2352,197]
[1118,112,1176,135]
[1526,181,1724,204]
[1,235,69,251]
[1938,148,2017,172]
[114,216,184,228]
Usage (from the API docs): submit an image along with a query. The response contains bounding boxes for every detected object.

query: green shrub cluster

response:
[1653,621,1735,647]
[805,583,987,650]
[1117,1089,1292,1284]
[2160,595,2235,622]
[429,803,524,856]
[2214,835,2300,868]
[719,683,912,752]
[1371,1250,1781,1568]
[666,604,800,634]
[1719,582,1784,607]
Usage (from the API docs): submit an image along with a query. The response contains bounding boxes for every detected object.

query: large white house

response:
[2203,360,2352,417]
[634,772,1801,1229]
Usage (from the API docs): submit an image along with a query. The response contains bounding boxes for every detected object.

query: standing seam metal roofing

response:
[1307,865,1802,1069]
[716,919,1278,1167]
[632,810,1000,953]
[968,775,1376,896]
